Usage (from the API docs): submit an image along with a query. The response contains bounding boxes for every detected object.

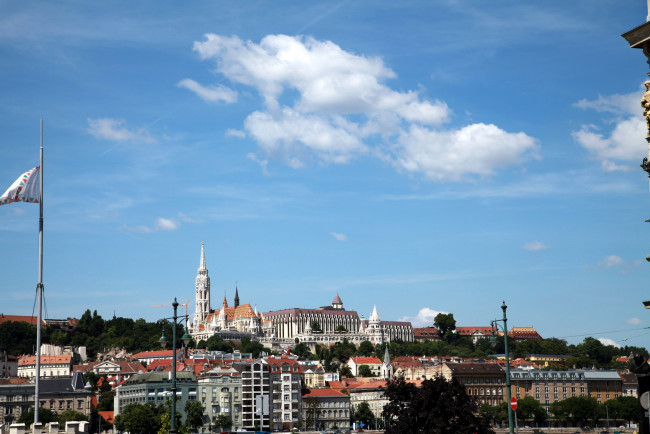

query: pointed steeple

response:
[199,241,207,270]
[370,305,381,323]
[223,293,228,309]
[234,285,240,308]
[384,345,390,365]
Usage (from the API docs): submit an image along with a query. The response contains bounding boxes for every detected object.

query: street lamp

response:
[159,297,192,434]
[490,301,514,434]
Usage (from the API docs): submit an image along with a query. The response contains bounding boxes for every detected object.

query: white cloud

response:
[573,91,647,170]
[597,337,621,348]
[246,153,269,176]
[87,118,155,143]
[121,216,180,233]
[524,241,548,251]
[191,34,537,181]
[393,123,538,181]
[399,307,447,327]
[574,91,639,115]
[330,232,347,241]
[597,255,640,272]
[226,129,246,138]
[627,317,643,325]
[600,255,624,268]
[177,78,237,104]
[155,217,179,231]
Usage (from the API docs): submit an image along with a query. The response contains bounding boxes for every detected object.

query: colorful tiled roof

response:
[19,354,72,366]
[0,314,43,326]
[303,388,348,398]
[349,357,382,365]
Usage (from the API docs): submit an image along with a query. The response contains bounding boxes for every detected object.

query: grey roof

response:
[40,372,90,395]
[123,371,195,385]
[583,370,622,380]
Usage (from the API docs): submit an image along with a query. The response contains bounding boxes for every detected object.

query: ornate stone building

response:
[189,243,263,342]
[261,295,413,348]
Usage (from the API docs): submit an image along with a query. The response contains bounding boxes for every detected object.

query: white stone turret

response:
[192,242,211,333]
[381,345,393,380]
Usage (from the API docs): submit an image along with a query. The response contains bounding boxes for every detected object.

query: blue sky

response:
[1,1,650,348]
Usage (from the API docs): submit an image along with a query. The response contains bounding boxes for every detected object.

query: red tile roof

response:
[349,357,381,365]
[303,388,348,398]
[19,354,72,366]
[132,350,173,359]
[455,326,494,336]
[0,314,43,326]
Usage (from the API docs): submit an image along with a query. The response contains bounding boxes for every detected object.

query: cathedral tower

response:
[192,242,211,331]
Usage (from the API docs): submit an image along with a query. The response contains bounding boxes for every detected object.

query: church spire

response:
[234,284,240,308]
[199,241,206,270]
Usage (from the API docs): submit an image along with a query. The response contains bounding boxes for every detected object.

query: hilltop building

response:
[261,296,413,350]
[189,243,263,342]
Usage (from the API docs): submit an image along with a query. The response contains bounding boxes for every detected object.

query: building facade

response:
[302,388,350,431]
[231,360,270,431]
[197,366,243,431]
[262,297,413,348]
[444,362,506,406]
[113,371,197,423]
[18,354,73,379]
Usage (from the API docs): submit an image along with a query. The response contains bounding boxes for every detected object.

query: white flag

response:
[0,166,40,205]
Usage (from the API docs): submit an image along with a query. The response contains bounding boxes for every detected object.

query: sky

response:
[2,0,650,349]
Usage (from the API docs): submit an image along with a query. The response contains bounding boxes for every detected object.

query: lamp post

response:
[491,301,514,434]
[159,298,192,434]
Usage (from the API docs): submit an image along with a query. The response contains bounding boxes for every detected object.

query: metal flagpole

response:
[34,119,44,426]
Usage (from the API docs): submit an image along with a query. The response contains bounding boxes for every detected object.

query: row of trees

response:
[1,309,646,370]
[113,400,213,434]
[479,395,638,428]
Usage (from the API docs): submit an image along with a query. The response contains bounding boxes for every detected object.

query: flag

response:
[0,166,40,205]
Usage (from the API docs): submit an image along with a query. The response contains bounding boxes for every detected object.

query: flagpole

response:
[34,119,43,426]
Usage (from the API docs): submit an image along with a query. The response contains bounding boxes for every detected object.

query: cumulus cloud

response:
[177,78,237,103]
[627,317,643,325]
[189,34,537,181]
[399,307,447,327]
[597,337,621,348]
[330,232,347,241]
[573,91,647,171]
[523,241,548,251]
[87,118,155,143]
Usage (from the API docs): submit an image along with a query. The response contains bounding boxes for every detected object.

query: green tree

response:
[331,339,356,363]
[58,410,89,425]
[240,337,266,358]
[340,365,353,378]
[515,396,547,426]
[0,320,38,356]
[310,321,322,332]
[184,401,204,432]
[434,313,456,342]
[213,414,232,432]
[114,403,161,434]
[304,398,323,429]
[18,408,57,428]
[358,365,374,377]
[357,341,375,357]
[292,342,312,359]
[383,376,493,434]
[353,401,375,429]
[335,325,348,333]
[205,334,233,352]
